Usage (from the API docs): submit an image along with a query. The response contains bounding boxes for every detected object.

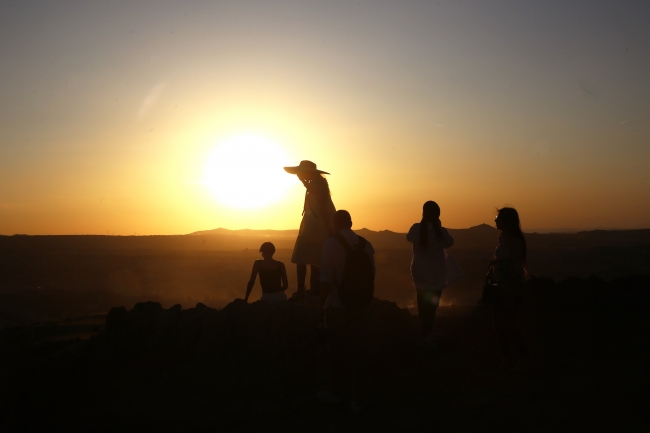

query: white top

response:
[406,222,454,291]
[320,228,376,308]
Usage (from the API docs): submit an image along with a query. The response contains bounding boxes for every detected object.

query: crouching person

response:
[317,210,375,413]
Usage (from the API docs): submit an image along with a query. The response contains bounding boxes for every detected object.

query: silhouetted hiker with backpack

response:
[317,210,375,413]
[407,201,454,347]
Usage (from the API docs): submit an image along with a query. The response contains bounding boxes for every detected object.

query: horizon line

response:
[4,224,650,237]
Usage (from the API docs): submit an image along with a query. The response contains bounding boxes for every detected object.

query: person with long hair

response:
[284,160,336,296]
[491,207,530,368]
[406,201,454,345]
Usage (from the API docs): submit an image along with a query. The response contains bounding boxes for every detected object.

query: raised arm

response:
[245,261,259,303]
[441,226,454,248]
[406,224,418,243]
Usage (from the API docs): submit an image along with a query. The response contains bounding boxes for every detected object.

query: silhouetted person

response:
[491,207,530,368]
[244,242,289,303]
[318,210,375,413]
[284,160,336,297]
[406,201,454,346]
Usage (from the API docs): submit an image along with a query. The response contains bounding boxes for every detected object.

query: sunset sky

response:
[1,0,649,235]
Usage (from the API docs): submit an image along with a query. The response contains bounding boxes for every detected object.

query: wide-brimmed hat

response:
[283,160,330,175]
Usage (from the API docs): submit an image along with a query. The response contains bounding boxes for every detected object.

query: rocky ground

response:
[1,275,649,432]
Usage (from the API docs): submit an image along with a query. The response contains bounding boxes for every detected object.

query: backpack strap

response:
[335,234,366,252]
[335,233,352,252]
[356,236,367,251]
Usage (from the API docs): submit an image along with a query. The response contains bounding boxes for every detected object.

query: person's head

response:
[422,201,441,221]
[333,210,353,232]
[495,207,521,233]
[420,201,442,249]
[284,160,329,182]
[298,171,318,181]
[259,242,276,259]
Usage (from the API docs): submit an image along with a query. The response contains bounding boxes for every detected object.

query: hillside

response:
[2,226,650,328]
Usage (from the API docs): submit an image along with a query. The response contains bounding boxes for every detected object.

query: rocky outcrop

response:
[91,297,417,399]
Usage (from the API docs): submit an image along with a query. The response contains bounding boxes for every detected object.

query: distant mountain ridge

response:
[189,224,497,237]
[189,224,500,250]
[190,228,300,237]
[188,224,650,251]
[2,225,649,253]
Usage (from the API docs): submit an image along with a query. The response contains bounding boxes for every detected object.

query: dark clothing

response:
[492,233,529,358]
[416,289,442,336]
[493,235,526,291]
[291,179,336,265]
[258,261,284,294]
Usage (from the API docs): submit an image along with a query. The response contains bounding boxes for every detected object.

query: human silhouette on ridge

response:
[284,160,336,297]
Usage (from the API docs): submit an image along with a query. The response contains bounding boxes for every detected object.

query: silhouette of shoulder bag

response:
[481,266,501,304]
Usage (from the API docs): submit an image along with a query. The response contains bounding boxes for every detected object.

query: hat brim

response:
[283,166,330,175]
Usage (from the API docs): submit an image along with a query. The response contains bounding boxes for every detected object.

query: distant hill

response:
[2,225,649,254]
[188,224,500,250]
[190,228,299,237]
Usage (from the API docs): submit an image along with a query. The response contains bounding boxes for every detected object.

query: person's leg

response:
[310,265,321,295]
[416,290,436,337]
[297,264,307,293]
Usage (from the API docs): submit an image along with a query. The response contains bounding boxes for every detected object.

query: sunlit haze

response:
[204,134,295,209]
[1,0,649,234]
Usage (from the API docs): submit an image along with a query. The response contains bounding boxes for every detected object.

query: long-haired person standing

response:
[284,160,336,296]
[491,207,530,368]
[406,201,454,345]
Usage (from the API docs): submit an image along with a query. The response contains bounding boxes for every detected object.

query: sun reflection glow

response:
[204,134,295,209]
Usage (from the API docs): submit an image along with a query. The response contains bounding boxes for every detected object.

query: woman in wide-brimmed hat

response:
[284,160,336,296]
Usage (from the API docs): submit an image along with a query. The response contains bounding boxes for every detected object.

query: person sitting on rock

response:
[244,242,289,303]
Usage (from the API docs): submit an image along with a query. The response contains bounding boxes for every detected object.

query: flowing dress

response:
[291,179,336,265]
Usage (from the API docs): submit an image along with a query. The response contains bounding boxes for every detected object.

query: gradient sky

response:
[1,0,649,235]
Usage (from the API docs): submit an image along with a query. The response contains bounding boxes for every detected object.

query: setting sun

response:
[203,134,295,209]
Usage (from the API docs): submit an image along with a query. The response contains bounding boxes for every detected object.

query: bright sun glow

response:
[204,134,295,209]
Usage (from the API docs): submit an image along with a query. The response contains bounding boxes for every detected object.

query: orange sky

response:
[1,1,649,235]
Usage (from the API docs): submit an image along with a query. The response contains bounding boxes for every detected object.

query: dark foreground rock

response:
[1,276,649,432]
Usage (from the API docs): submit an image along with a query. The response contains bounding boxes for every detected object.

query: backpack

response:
[335,234,375,309]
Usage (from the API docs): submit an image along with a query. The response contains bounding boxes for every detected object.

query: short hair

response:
[259,242,276,255]
[333,210,352,230]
